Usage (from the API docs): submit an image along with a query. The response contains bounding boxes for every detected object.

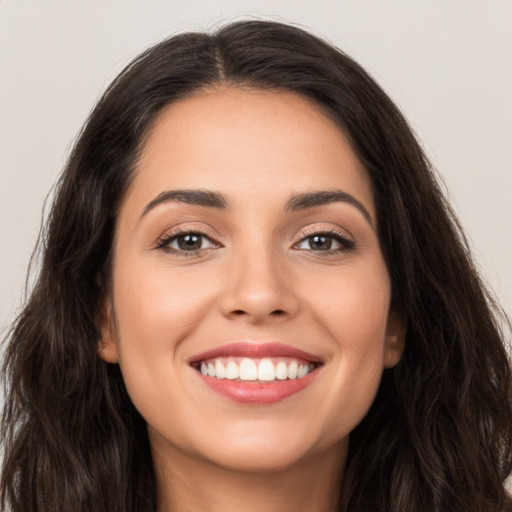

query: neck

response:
[152,438,347,512]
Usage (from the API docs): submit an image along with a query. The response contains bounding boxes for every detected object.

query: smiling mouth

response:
[192,357,317,382]
[189,342,322,403]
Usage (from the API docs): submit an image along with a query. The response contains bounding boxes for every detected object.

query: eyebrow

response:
[285,190,373,226]
[140,188,373,226]
[140,189,227,219]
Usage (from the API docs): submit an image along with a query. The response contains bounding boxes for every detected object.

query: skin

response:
[99,87,404,512]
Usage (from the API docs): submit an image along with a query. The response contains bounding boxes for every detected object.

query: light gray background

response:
[1,0,511,350]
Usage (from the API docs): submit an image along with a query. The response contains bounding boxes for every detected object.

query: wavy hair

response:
[2,20,511,512]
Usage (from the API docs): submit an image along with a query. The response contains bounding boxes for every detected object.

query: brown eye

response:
[295,231,355,253]
[157,231,218,254]
[308,235,332,250]
[177,234,203,251]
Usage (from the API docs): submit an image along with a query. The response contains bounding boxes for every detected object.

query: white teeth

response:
[258,358,275,381]
[297,364,308,379]
[197,357,316,382]
[215,360,226,379]
[288,361,298,379]
[225,361,239,379]
[239,358,258,381]
[275,361,288,380]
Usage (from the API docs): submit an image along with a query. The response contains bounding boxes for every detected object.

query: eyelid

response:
[153,224,222,251]
[292,225,356,252]
[296,224,354,242]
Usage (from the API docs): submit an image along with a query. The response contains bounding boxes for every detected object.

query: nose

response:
[219,245,299,324]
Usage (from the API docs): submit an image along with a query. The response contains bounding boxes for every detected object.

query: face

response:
[99,87,403,475]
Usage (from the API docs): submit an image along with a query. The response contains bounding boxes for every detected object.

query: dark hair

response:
[2,20,511,512]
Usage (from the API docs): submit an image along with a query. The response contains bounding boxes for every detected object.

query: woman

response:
[1,20,511,512]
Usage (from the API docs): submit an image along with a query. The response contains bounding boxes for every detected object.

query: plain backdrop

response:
[1,0,511,357]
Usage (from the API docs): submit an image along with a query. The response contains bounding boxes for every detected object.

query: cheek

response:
[302,263,391,429]
[110,260,219,408]
[113,259,218,346]
[306,259,391,347]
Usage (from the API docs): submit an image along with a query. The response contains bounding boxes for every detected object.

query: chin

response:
[205,444,312,474]
[193,426,346,475]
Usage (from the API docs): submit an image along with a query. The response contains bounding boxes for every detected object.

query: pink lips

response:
[190,342,321,405]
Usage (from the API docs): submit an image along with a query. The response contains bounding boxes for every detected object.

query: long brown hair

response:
[2,20,511,511]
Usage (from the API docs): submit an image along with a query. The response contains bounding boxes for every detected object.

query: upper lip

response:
[189,342,323,364]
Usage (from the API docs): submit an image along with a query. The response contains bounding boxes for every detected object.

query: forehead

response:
[122,87,375,219]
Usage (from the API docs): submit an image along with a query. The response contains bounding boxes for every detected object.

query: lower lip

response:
[196,370,318,404]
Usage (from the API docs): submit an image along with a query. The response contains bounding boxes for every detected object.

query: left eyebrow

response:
[140,189,228,220]
[285,190,373,226]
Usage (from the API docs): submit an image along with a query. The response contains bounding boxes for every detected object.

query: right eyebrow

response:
[140,189,228,220]
[285,189,373,227]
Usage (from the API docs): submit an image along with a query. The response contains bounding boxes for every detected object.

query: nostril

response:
[230,309,286,317]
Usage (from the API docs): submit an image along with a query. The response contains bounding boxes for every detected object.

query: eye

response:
[156,230,219,255]
[295,231,355,252]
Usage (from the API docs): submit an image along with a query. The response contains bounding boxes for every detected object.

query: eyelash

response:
[154,227,355,257]
[293,228,356,254]
[154,228,221,257]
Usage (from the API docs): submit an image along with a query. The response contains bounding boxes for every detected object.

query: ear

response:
[97,298,120,364]
[383,309,405,369]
